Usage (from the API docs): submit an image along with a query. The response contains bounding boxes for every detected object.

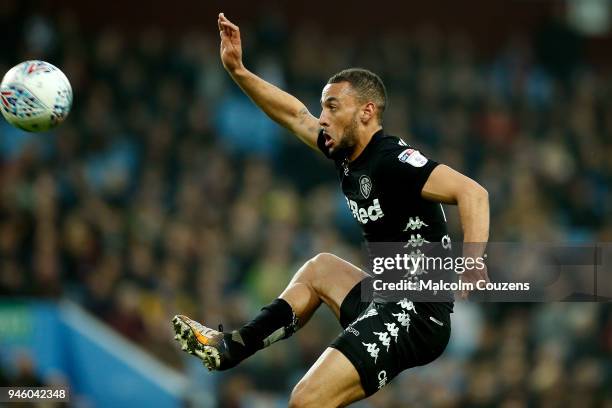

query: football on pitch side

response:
[0,60,73,132]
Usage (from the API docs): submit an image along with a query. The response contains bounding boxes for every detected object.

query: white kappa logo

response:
[359,175,372,199]
[397,298,417,312]
[348,308,378,328]
[374,331,391,352]
[402,250,428,278]
[385,323,399,343]
[392,310,412,332]
[403,234,429,248]
[362,342,380,364]
[403,217,428,231]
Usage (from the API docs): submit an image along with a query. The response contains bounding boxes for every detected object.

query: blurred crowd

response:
[0,1,611,407]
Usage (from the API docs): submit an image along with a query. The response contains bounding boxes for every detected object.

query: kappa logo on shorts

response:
[346,308,377,336]
[397,298,417,312]
[394,299,417,332]
[392,310,412,332]
[373,331,391,352]
[377,370,388,389]
[351,308,378,325]
[362,342,380,364]
[385,322,399,343]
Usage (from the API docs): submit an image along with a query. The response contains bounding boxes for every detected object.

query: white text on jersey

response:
[346,198,385,224]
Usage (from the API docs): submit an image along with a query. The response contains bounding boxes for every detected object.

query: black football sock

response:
[226,298,299,363]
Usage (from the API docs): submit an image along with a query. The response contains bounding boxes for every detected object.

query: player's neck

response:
[348,126,383,162]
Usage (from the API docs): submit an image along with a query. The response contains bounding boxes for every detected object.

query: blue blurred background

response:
[0,0,611,407]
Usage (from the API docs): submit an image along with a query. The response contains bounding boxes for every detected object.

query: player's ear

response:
[361,102,376,123]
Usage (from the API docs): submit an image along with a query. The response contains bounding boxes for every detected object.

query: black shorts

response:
[330,277,452,396]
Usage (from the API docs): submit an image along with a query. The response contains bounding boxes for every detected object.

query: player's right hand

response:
[458,262,489,300]
[218,13,244,74]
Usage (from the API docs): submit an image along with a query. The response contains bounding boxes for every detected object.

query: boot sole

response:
[172,315,221,371]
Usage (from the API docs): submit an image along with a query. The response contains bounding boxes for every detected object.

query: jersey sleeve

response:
[376,147,439,199]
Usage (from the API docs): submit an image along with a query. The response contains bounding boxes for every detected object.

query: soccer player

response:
[173,13,490,407]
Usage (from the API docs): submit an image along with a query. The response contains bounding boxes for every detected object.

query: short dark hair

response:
[327,68,387,122]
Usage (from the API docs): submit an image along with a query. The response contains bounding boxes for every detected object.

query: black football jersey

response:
[318,129,454,307]
[317,129,449,246]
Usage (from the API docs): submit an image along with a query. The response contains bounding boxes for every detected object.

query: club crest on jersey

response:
[359,175,372,199]
[398,148,428,167]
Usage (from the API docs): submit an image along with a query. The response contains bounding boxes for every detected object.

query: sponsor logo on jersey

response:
[359,175,372,199]
[346,198,384,224]
[398,148,428,167]
[399,148,415,159]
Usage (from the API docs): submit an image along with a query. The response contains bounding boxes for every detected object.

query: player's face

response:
[319,82,361,158]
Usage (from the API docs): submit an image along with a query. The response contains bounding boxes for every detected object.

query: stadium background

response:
[1,0,611,406]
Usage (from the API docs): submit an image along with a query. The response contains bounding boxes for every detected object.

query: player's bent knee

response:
[308,252,336,271]
[298,252,335,282]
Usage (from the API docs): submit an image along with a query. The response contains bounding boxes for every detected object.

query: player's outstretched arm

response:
[218,13,319,149]
[421,165,490,298]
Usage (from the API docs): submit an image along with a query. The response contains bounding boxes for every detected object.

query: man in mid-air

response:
[173,13,489,407]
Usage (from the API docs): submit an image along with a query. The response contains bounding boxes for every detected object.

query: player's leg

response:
[279,252,370,326]
[173,252,369,370]
[288,347,365,408]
